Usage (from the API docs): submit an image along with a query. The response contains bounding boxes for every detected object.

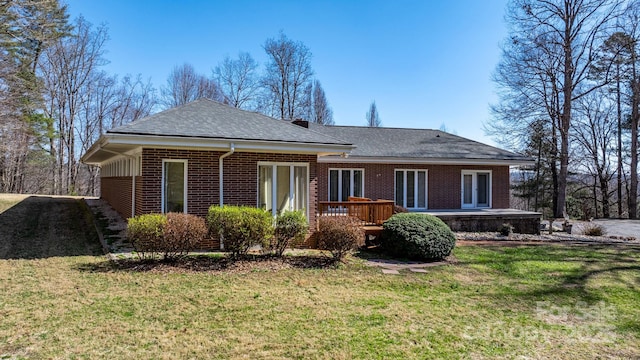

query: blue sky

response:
[65,0,509,145]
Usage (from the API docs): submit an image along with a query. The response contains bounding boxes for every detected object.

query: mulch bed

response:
[87,254,340,274]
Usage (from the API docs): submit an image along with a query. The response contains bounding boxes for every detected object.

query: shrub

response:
[316,216,364,261]
[127,213,208,260]
[162,213,208,259]
[393,205,409,214]
[381,213,456,260]
[582,224,605,236]
[127,214,167,260]
[499,223,513,236]
[207,205,273,257]
[270,210,308,256]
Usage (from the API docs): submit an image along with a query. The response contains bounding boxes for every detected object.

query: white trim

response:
[461,170,492,209]
[318,156,533,166]
[394,169,428,210]
[328,168,365,201]
[161,159,188,214]
[257,162,310,220]
[82,133,354,164]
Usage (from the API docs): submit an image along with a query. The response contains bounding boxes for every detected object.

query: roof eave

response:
[318,155,535,166]
[82,133,355,165]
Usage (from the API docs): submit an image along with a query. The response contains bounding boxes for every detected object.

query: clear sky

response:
[64,0,509,145]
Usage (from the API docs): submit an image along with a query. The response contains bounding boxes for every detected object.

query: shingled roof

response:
[109,98,350,145]
[81,99,354,164]
[303,122,531,164]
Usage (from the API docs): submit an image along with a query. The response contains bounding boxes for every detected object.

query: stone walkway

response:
[365,258,448,274]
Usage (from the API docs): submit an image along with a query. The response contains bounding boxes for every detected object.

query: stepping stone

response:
[381,269,400,275]
[409,268,428,273]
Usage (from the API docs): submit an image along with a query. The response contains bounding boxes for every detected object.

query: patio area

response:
[423,208,542,234]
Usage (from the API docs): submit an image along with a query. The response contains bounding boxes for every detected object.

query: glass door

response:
[163,160,187,213]
[461,171,490,208]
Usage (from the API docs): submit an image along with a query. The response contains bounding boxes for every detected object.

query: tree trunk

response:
[630,68,639,219]
[616,63,623,217]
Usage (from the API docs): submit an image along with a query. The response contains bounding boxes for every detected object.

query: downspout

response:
[218,143,235,251]
[219,143,235,206]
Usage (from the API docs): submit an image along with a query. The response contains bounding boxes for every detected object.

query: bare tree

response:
[490,0,621,218]
[300,79,334,125]
[214,52,259,109]
[573,90,616,217]
[311,80,333,125]
[262,32,314,120]
[41,16,108,194]
[366,101,381,127]
[162,63,222,108]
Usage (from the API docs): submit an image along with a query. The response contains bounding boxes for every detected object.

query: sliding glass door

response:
[258,163,308,217]
[395,169,428,210]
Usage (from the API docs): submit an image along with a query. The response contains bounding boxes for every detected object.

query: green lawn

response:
[1,244,639,359]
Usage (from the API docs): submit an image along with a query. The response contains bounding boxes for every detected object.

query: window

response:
[461,170,491,208]
[328,169,364,201]
[258,163,308,217]
[162,160,188,213]
[395,170,427,209]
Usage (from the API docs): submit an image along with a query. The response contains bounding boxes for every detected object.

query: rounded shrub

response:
[163,212,208,258]
[316,216,364,261]
[127,213,167,260]
[127,213,207,260]
[270,210,308,256]
[207,205,273,257]
[381,213,456,260]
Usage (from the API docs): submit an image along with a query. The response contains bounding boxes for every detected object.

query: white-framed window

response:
[161,159,188,213]
[395,169,428,210]
[258,162,309,218]
[461,170,491,208]
[328,168,364,201]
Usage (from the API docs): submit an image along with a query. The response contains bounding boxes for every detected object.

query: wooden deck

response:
[317,199,394,226]
[317,199,394,240]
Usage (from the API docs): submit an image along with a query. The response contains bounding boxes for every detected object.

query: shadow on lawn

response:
[460,244,640,304]
[0,196,102,259]
[75,254,339,273]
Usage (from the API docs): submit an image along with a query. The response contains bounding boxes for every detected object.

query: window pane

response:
[329,170,339,201]
[407,171,415,208]
[258,166,273,211]
[395,171,404,206]
[164,162,185,213]
[418,171,426,208]
[276,166,290,214]
[353,170,363,197]
[294,166,307,212]
[463,174,473,204]
[341,170,351,201]
[477,173,489,206]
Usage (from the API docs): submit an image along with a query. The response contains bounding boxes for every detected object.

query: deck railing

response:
[317,200,394,226]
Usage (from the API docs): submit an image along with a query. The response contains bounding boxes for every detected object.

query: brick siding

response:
[317,163,510,209]
[101,176,133,218]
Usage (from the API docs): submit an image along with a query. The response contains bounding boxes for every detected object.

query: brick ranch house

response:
[82,99,538,248]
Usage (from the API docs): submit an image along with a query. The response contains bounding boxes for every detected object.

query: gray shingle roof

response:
[108,98,351,146]
[305,123,529,161]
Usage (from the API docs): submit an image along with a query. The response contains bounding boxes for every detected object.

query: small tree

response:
[366,101,381,127]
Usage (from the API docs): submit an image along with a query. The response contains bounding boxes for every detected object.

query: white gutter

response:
[218,143,235,251]
[219,142,235,206]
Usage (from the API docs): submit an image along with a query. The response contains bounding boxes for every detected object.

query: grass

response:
[0,245,638,359]
[0,194,638,358]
